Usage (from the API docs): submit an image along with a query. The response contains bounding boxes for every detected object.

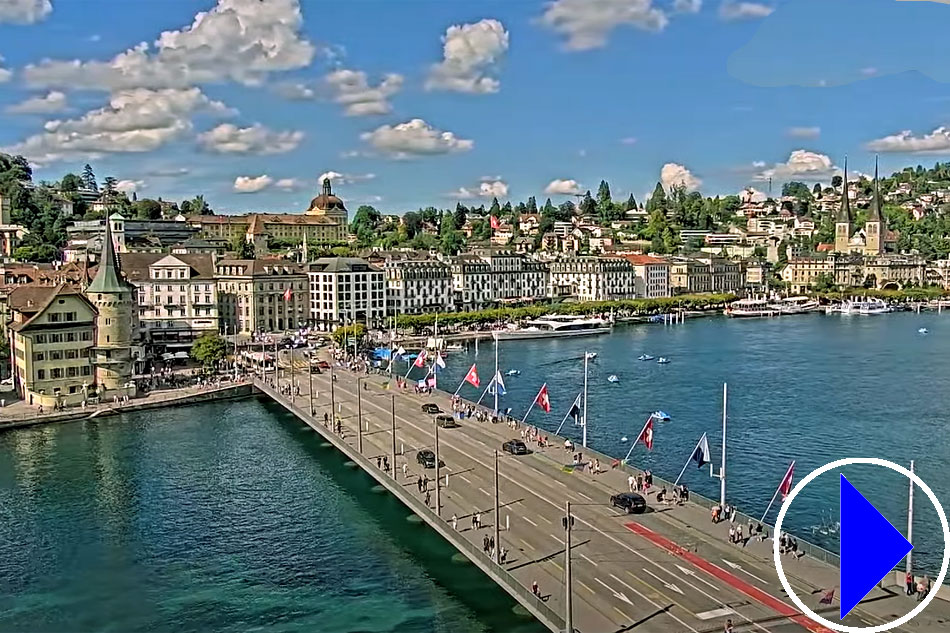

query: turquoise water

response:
[435,312,950,574]
[0,400,545,633]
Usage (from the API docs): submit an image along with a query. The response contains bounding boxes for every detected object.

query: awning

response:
[173,351,190,359]
[161,352,174,360]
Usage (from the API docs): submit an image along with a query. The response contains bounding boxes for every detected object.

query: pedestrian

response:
[636,474,643,492]
[425,490,431,507]
[628,474,635,492]
[724,618,735,633]
[489,536,494,552]
[728,525,736,544]
[906,572,915,596]
[472,513,477,530]
[500,548,507,564]
[417,476,424,492]
[323,412,329,426]
[736,524,744,546]
[483,535,490,553]
[475,512,481,530]
[452,513,458,530]
[917,576,927,601]
[383,456,389,472]
[532,580,540,597]
[376,456,382,468]
[422,475,428,492]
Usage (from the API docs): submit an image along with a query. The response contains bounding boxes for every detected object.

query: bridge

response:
[253,367,949,633]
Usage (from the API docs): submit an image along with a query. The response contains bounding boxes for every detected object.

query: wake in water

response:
[808,510,841,537]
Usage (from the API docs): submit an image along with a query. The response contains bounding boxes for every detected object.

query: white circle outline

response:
[773,457,950,633]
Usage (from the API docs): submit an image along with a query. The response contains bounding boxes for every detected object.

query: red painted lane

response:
[624,522,834,633]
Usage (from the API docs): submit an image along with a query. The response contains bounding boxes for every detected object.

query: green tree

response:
[453,203,468,230]
[103,176,118,197]
[81,164,97,191]
[60,173,82,191]
[813,272,836,292]
[645,182,668,215]
[332,323,366,346]
[402,211,422,238]
[813,183,822,198]
[230,234,256,259]
[350,205,382,245]
[189,194,212,215]
[782,181,812,200]
[831,175,843,189]
[579,191,596,216]
[624,194,637,211]
[526,196,538,214]
[597,179,612,208]
[191,333,229,367]
[489,197,501,217]
[439,212,463,255]
[542,198,556,216]
[133,198,162,220]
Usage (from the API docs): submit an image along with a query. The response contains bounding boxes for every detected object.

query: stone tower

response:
[835,157,852,253]
[88,216,136,398]
[865,156,884,256]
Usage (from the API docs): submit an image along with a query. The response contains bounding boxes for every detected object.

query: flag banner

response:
[692,433,711,468]
[779,461,795,499]
[638,416,654,451]
[426,376,437,388]
[819,589,835,605]
[396,347,406,357]
[413,350,428,368]
[567,394,582,425]
[535,384,551,413]
[283,287,292,301]
[435,353,446,369]
[489,371,506,396]
[464,364,480,387]
[490,215,501,230]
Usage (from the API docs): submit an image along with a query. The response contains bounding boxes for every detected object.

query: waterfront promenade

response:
[259,367,950,633]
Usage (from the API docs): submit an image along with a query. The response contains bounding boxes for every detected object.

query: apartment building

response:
[548,257,637,301]
[385,260,455,314]
[215,260,308,335]
[307,257,387,329]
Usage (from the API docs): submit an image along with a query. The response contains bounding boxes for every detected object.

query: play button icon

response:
[840,474,913,619]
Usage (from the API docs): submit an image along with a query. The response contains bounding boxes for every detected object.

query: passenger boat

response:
[825,297,892,315]
[638,354,655,361]
[724,298,778,318]
[919,327,929,334]
[770,296,821,314]
[607,375,620,383]
[445,343,464,352]
[492,315,611,340]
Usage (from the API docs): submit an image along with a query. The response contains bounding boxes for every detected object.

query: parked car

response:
[435,414,459,428]
[502,439,528,455]
[609,492,647,514]
[421,403,441,414]
[416,449,443,469]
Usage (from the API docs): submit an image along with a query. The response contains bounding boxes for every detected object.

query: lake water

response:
[433,311,950,574]
[0,400,545,633]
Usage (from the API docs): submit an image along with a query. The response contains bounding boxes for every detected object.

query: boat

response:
[492,315,612,340]
[585,352,598,360]
[445,343,464,352]
[657,357,670,364]
[506,369,520,376]
[652,411,671,422]
[607,375,620,383]
[919,327,929,334]
[825,297,892,315]
[638,354,655,361]
[770,296,821,315]
[724,298,778,318]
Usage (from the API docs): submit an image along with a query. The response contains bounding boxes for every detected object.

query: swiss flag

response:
[283,287,292,301]
[464,364,480,388]
[639,416,654,451]
[414,350,428,368]
[490,215,501,230]
[535,384,551,413]
[779,461,796,499]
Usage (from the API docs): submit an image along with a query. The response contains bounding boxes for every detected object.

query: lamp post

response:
[357,376,365,454]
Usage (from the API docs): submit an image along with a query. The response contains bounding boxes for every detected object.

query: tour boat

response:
[652,411,671,422]
[825,297,892,315]
[492,315,612,340]
[770,296,821,315]
[638,354,655,361]
[445,343,464,352]
[657,357,670,364]
[506,369,520,376]
[724,298,778,318]
[607,375,620,383]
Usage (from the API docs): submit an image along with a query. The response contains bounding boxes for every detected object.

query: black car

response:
[417,449,438,469]
[421,403,441,414]
[435,414,459,428]
[610,492,647,514]
[502,439,528,455]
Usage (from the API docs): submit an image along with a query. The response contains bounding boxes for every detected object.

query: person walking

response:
[452,513,458,530]
[724,618,735,633]
[531,580,540,597]
[483,535,490,554]
[628,474,635,492]
[402,463,408,479]
[728,525,736,544]
[417,476,424,492]
[475,511,482,530]
[424,490,431,507]
[472,513,478,530]
[906,571,914,596]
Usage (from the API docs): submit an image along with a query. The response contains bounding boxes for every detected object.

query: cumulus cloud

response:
[115,179,144,194]
[1,87,231,164]
[317,171,375,185]
[275,178,303,190]
[360,118,473,159]
[544,178,582,195]
[660,162,702,190]
[752,149,839,182]
[786,126,820,139]
[6,91,68,114]
[325,69,403,116]
[23,0,315,90]
[273,81,316,100]
[538,0,669,51]
[673,0,702,13]
[426,19,509,94]
[233,175,273,193]
[866,127,950,154]
[452,179,509,199]
[719,1,773,20]
[0,0,51,24]
[198,123,303,155]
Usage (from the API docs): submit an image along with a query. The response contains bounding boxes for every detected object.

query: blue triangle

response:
[839,474,913,619]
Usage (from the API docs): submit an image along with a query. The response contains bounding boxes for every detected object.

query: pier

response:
[255,369,950,633]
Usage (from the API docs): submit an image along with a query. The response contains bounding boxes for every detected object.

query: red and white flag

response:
[779,461,796,499]
[413,350,428,368]
[426,376,437,388]
[534,383,551,413]
[490,215,501,230]
[283,287,292,301]
[638,415,654,451]
[464,364,480,388]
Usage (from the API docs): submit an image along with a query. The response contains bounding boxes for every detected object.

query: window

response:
[51,368,62,379]
[50,350,62,361]
[66,332,76,342]
[81,331,92,341]
[82,366,92,376]
[67,367,77,378]
[50,333,62,343]
[66,349,77,359]
[37,369,46,380]
[33,352,45,361]
[65,312,76,322]
[48,312,61,323]
[35,334,47,344]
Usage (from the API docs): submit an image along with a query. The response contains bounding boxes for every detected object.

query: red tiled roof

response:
[615,254,668,265]
[816,243,834,252]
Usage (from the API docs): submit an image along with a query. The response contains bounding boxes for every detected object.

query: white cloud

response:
[23,0,314,90]
[198,123,303,155]
[426,19,509,94]
[660,162,702,190]
[544,178,582,195]
[275,178,303,190]
[325,69,403,116]
[317,171,375,185]
[673,0,702,13]
[360,118,474,159]
[146,166,189,177]
[620,137,638,145]
[719,1,773,20]
[233,175,273,193]
[273,81,316,100]
[752,150,838,182]
[0,55,11,83]
[0,0,51,24]
[866,127,950,154]
[786,126,821,139]
[538,0,669,51]
[453,179,509,199]
[6,91,68,114]
[115,179,144,194]
[1,87,231,164]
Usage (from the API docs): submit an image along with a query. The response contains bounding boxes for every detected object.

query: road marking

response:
[577,579,595,594]
[519,538,532,549]
[552,479,567,488]
[478,487,491,497]
[656,564,721,604]
[674,563,720,591]
[551,561,563,572]
[697,607,735,620]
[522,516,538,527]
[459,475,472,484]
[624,522,833,633]
[536,514,553,525]
[608,573,698,632]
[593,577,633,606]
[643,568,684,595]
[549,533,564,544]
[721,559,769,585]
[581,554,598,567]
[577,491,593,501]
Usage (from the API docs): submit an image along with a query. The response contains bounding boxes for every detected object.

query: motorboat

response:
[825,297,892,315]
[506,369,521,376]
[638,354,655,361]
[585,352,598,360]
[657,357,670,364]
[492,315,612,340]
[652,411,671,422]
[724,298,778,318]
[919,327,929,334]
[607,375,620,383]
[445,343,464,352]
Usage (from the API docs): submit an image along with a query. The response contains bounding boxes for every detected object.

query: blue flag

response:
[691,433,711,468]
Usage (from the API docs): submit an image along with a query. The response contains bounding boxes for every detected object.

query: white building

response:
[307,257,387,330]
[385,260,455,314]
[448,251,549,310]
[548,257,637,301]
[120,253,219,352]
[616,255,671,298]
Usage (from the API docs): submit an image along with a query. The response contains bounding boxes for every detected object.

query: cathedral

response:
[834,158,884,256]
[304,177,348,225]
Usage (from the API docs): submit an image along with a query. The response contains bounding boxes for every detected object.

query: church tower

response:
[88,216,136,399]
[834,157,852,253]
[865,156,884,256]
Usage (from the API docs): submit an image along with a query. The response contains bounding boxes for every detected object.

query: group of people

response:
[522,425,549,448]
[655,484,689,505]
[627,471,655,494]
[711,502,736,524]
[906,572,933,601]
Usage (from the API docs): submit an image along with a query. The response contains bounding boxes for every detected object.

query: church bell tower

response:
[834,157,852,253]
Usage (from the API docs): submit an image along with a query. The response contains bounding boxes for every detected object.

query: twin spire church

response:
[834,158,885,256]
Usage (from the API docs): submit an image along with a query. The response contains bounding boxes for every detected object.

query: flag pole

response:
[476,376,493,405]
[453,365,473,397]
[404,351,422,380]
[493,334,499,415]
[521,382,545,424]
[720,382,728,508]
[623,415,652,464]
[673,433,707,487]
[760,460,795,523]
[554,392,581,436]
[582,351,589,448]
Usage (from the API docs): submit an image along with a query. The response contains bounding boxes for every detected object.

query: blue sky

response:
[2,0,950,214]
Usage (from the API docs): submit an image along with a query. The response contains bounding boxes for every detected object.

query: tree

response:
[831,175,843,189]
[542,198,556,216]
[579,191,596,216]
[526,196,538,214]
[60,173,82,192]
[489,197,501,216]
[453,203,468,230]
[645,182,668,215]
[402,211,422,238]
[230,234,256,259]
[782,181,812,200]
[133,198,163,220]
[81,164,97,191]
[189,194,212,215]
[350,205,382,245]
[103,176,118,197]
[332,323,366,346]
[624,194,637,211]
[439,212,463,255]
[191,333,229,367]
[597,180,612,207]
[501,201,512,215]
[813,272,836,292]
[812,183,822,198]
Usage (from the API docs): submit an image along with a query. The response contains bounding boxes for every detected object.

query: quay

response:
[256,368,950,633]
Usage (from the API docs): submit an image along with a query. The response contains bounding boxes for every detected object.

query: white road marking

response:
[643,568,684,595]
[581,554,598,567]
[478,487,491,497]
[608,573,700,633]
[522,516,538,527]
[697,607,734,620]
[594,577,633,606]
[459,475,472,484]
[577,491,593,501]
[674,563,720,591]
[721,559,769,585]
[550,533,564,544]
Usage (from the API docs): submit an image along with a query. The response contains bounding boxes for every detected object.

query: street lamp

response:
[357,376,365,454]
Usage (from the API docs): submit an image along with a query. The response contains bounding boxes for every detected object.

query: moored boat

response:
[492,315,611,340]
[825,297,892,315]
[725,298,778,318]
[638,354,655,361]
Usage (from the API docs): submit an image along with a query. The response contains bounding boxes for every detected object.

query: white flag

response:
[692,432,711,468]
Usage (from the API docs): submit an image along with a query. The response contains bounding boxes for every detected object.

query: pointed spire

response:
[87,216,127,293]
[836,156,851,224]
[868,155,883,222]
